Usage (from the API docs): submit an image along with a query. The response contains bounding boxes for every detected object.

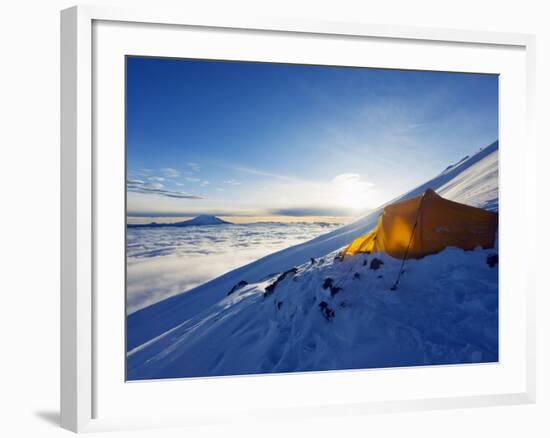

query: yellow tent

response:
[342,188,498,260]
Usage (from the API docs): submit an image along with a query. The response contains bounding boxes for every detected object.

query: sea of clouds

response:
[127,222,342,314]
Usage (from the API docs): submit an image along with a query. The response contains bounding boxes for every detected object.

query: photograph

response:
[125,57,499,381]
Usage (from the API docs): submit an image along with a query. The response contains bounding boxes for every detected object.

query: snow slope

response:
[127,141,499,378]
[128,246,498,379]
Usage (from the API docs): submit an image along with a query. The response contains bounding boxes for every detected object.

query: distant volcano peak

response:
[185,215,231,226]
[127,214,232,228]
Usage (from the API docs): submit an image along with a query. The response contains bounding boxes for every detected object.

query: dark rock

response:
[322,277,342,297]
[264,282,277,297]
[322,278,334,290]
[370,258,384,270]
[227,280,248,296]
[277,301,283,310]
[487,253,498,268]
[353,272,360,280]
[264,267,299,297]
[362,259,368,266]
[319,301,336,321]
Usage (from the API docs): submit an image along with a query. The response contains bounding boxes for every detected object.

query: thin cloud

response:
[270,206,355,216]
[332,173,374,188]
[160,168,180,178]
[127,180,203,200]
[185,176,201,183]
[129,168,154,177]
[228,165,302,183]
[187,162,200,172]
[223,179,241,186]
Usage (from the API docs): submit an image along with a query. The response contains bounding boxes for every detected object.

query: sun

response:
[333,173,374,210]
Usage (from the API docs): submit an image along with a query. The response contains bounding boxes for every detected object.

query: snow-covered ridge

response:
[127,141,499,355]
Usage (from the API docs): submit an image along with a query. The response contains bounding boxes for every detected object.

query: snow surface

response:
[128,247,498,379]
[127,141,499,379]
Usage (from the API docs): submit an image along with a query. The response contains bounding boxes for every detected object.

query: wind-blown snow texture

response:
[127,141,499,380]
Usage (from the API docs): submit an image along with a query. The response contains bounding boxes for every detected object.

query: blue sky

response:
[126,57,498,219]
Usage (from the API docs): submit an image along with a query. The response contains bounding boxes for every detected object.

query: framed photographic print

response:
[61,5,536,433]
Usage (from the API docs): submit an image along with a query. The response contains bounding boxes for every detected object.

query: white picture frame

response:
[60,4,537,433]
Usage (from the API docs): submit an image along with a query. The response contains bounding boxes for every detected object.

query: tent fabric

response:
[342,188,498,260]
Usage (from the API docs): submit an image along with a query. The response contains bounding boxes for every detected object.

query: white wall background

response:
[0,0,547,436]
